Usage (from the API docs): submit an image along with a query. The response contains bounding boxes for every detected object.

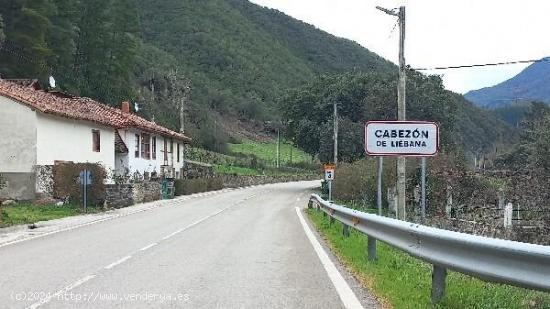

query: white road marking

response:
[0,187,242,249]
[295,207,364,309]
[161,193,256,241]
[162,228,184,240]
[139,243,158,251]
[21,191,260,309]
[104,255,132,270]
[26,274,96,309]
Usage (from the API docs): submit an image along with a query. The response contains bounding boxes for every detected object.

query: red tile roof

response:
[0,79,191,142]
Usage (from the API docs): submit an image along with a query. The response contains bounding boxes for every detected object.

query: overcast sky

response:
[249,0,550,94]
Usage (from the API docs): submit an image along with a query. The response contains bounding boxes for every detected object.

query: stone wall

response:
[183,160,214,179]
[104,182,161,208]
[35,165,54,198]
[415,168,550,245]
[220,174,319,188]
[105,184,133,208]
[133,182,161,204]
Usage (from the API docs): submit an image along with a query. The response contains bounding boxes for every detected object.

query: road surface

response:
[0,181,378,308]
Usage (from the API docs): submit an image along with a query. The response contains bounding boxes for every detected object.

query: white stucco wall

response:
[0,96,37,173]
[36,113,115,172]
[116,129,186,178]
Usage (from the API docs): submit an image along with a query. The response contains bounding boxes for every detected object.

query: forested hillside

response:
[281,71,514,162]
[0,0,511,155]
[0,0,394,149]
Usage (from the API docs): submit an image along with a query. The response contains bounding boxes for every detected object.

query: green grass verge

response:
[228,139,311,164]
[1,203,100,227]
[306,209,550,309]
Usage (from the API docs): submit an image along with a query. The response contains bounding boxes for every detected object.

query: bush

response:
[332,158,396,208]
[53,162,106,207]
[174,179,185,196]
[174,177,224,196]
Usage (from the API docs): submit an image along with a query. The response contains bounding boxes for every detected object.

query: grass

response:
[214,163,317,177]
[228,139,312,165]
[1,203,100,227]
[214,164,262,176]
[306,209,550,309]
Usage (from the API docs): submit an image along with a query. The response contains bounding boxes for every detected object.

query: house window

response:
[177,143,180,162]
[141,133,151,159]
[134,134,140,158]
[92,130,100,152]
[152,137,157,160]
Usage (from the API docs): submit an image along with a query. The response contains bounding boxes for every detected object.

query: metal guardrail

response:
[308,194,550,303]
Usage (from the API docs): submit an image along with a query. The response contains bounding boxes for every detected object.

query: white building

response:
[0,79,191,200]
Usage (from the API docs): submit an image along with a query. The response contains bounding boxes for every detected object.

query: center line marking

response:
[295,207,364,309]
[139,243,158,251]
[26,274,96,309]
[104,255,132,270]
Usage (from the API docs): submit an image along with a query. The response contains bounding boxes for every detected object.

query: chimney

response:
[121,101,130,114]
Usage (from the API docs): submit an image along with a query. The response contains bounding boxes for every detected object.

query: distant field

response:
[228,140,312,165]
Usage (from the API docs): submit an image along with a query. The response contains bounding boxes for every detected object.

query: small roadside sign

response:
[324,164,335,180]
[365,121,439,156]
[79,169,92,185]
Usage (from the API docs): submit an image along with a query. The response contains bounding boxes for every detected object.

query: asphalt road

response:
[0,181,378,309]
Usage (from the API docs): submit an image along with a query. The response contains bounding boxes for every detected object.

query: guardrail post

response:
[367,236,377,261]
[446,185,453,219]
[504,203,513,228]
[343,223,350,237]
[330,215,335,225]
[431,265,447,303]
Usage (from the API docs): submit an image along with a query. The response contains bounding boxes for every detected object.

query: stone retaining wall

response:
[183,160,214,179]
[220,174,319,188]
[105,182,161,209]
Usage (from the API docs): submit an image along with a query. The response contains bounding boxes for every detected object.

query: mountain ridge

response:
[464,58,550,107]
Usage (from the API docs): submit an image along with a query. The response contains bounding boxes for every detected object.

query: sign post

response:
[324,164,335,202]
[79,169,92,213]
[365,121,439,220]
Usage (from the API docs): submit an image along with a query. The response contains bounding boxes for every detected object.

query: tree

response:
[0,0,55,80]
[0,14,5,47]
[282,72,458,162]
[47,0,81,91]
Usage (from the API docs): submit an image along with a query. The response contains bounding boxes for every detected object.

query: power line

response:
[414,57,549,71]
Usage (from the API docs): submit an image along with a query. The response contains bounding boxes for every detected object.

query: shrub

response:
[53,162,106,207]
[332,158,396,208]
[174,179,185,196]
[174,177,225,196]
[207,177,224,191]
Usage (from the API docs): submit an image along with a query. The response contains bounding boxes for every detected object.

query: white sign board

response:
[365,121,439,156]
[325,169,334,180]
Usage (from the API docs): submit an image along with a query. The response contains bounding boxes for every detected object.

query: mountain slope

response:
[136,0,395,118]
[465,58,550,107]
[0,0,512,153]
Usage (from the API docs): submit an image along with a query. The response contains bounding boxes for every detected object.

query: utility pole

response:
[333,101,338,165]
[377,6,407,220]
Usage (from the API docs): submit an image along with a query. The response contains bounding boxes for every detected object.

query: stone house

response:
[0,79,191,200]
